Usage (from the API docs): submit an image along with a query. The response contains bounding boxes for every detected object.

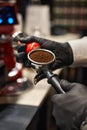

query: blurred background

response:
[16,0,87,36]
[1,0,87,36]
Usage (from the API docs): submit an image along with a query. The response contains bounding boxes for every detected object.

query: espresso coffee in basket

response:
[28,49,55,65]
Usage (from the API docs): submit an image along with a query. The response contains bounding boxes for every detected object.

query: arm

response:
[68,37,87,67]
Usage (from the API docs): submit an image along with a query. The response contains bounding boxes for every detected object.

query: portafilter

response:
[27,48,65,94]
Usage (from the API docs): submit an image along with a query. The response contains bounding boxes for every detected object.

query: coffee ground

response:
[29,50,54,63]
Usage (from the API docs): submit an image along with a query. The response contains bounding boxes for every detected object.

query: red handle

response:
[26,42,41,54]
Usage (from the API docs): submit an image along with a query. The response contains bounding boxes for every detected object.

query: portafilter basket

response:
[27,48,55,68]
[27,49,65,94]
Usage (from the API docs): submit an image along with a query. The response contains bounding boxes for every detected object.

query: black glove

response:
[12,32,74,69]
[51,79,87,130]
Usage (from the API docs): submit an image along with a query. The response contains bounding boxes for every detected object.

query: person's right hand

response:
[12,32,74,70]
[51,80,87,130]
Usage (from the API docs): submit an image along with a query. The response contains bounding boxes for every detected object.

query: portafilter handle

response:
[41,67,65,94]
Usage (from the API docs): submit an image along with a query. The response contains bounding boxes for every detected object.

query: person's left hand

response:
[51,79,87,130]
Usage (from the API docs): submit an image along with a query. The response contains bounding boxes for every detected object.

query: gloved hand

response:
[51,79,87,130]
[12,32,74,69]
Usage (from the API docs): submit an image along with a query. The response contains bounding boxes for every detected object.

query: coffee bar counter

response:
[0,68,61,106]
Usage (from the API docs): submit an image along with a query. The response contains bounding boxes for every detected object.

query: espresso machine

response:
[0,2,30,95]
